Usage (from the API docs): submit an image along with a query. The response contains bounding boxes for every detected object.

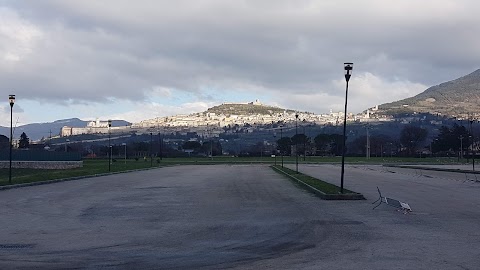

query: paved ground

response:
[0,164,479,269]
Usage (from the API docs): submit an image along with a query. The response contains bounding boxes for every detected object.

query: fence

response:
[0,150,81,161]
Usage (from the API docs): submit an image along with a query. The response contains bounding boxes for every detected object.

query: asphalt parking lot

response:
[0,164,479,269]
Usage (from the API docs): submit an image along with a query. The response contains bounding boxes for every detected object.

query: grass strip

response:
[271,165,351,194]
[271,165,364,200]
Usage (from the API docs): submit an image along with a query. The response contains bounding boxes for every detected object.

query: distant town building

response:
[60,101,393,137]
[87,118,110,128]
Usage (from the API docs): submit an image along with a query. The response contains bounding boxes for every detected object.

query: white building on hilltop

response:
[87,118,110,128]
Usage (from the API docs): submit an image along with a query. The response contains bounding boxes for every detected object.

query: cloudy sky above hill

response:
[1,0,480,126]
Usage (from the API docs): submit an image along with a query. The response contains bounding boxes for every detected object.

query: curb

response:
[0,166,168,191]
[271,166,365,200]
[384,164,480,174]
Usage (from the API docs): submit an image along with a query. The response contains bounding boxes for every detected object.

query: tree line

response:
[270,125,430,157]
[4,122,479,158]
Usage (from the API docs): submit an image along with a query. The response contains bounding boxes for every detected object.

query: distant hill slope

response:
[378,69,480,117]
[0,118,130,141]
[206,103,296,115]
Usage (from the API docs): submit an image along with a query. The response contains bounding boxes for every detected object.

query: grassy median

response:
[271,165,357,195]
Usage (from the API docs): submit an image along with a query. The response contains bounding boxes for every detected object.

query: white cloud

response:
[346,73,427,111]
[92,101,213,124]
[272,72,427,114]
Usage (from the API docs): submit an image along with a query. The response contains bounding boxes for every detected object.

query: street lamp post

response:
[366,125,370,159]
[210,138,213,160]
[65,139,70,152]
[108,120,112,172]
[340,62,353,194]
[8,95,15,185]
[470,120,475,171]
[273,132,277,166]
[389,142,394,158]
[150,132,153,167]
[459,135,464,161]
[157,119,162,161]
[303,119,306,162]
[430,138,438,158]
[280,126,284,167]
[122,143,127,165]
[295,113,299,173]
[158,132,162,161]
[110,145,113,165]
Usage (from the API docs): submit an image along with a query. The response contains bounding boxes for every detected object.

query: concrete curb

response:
[271,166,365,200]
[0,166,169,191]
[384,164,480,174]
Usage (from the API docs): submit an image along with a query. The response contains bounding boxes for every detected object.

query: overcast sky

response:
[1,0,480,127]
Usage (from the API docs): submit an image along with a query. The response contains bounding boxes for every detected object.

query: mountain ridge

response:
[378,69,480,117]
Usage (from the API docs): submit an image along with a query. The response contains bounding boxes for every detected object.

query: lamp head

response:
[9,95,15,107]
[344,62,353,82]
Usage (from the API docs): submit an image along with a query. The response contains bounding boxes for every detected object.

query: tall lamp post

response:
[122,143,127,165]
[108,119,112,172]
[9,94,15,185]
[273,132,277,166]
[470,120,475,171]
[65,139,70,152]
[430,139,438,158]
[366,125,370,159]
[295,113,299,173]
[459,135,464,161]
[340,62,353,194]
[158,130,163,160]
[280,125,284,167]
[303,119,306,162]
[210,130,214,161]
[150,132,153,167]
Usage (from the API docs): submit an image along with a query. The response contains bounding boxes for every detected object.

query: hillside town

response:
[60,101,392,138]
